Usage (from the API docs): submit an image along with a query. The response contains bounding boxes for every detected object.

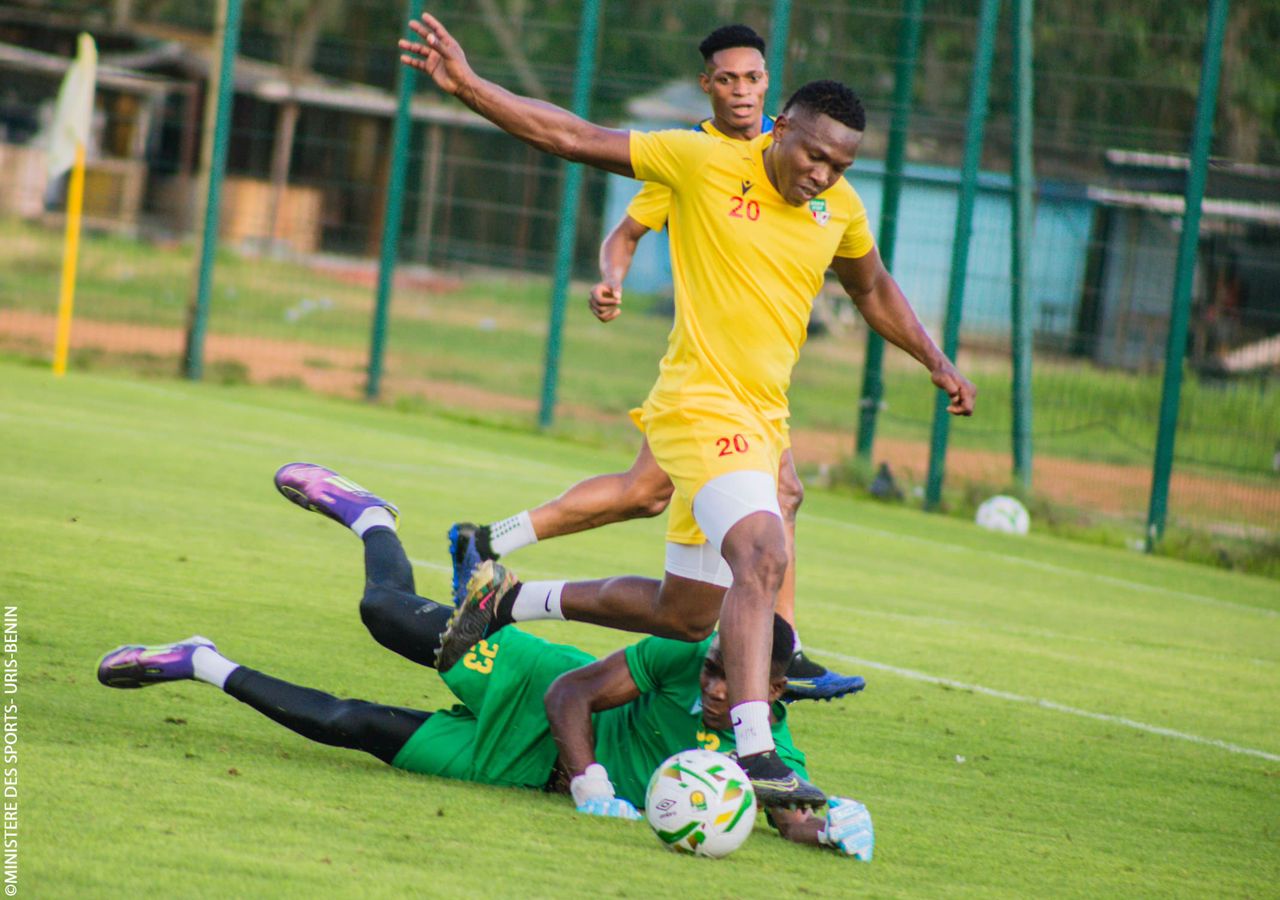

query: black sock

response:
[786,651,828,678]
[475,525,497,560]
[363,526,414,594]
[224,667,430,764]
[491,581,524,631]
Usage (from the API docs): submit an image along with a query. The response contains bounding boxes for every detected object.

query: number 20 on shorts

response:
[715,434,750,457]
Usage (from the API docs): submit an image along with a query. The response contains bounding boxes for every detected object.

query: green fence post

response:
[1145,0,1230,550]
[765,0,792,114]
[924,0,1000,511]
[537,0,602,429]
[367,0,423,401]
[183,0,242,380]
[856,0,924,463]
[1009,0,1035,490]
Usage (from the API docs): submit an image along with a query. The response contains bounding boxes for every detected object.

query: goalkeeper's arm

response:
[544,650,643,818]
[770,798,874,860]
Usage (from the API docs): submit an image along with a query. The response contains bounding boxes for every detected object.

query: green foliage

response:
[5,361,1279,896]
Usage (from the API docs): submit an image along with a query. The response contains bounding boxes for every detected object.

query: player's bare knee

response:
[777,475,804,523]
[667,613,716,642]
[726,532,788,595]
[622,474,674,519]
[654,583,720,641]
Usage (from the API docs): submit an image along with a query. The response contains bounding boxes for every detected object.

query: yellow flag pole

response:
[52,140,86,377]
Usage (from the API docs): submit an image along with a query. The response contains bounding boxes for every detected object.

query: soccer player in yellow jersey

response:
[447,25,863,703]
[401,12,975,808]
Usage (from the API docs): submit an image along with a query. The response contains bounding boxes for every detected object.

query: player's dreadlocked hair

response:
[783,80,866,131]
[771,615,797,671]
[698,24,766,61]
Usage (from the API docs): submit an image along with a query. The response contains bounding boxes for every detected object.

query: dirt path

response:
[3,308,1274,529]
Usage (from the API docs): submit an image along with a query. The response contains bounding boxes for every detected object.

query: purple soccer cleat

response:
[97,636,217,689]
[274,463,399,529]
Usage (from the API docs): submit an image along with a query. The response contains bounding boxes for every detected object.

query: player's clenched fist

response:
[931,362,977,416]
[398,12,473,96]
[590,281,623,322]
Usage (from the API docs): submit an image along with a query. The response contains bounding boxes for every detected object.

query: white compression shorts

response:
[663,470,784,587]
[691,470,783,552]
[664,540,733,588]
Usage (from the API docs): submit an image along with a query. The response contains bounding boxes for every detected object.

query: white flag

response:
[47,32,98,183]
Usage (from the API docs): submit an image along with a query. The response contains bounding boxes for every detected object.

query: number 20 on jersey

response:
[728,196,760,221]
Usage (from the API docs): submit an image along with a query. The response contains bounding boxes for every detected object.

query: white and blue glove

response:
[570,763,643,821]
[819,796,874,861]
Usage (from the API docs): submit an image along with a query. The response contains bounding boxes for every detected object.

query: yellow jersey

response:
[629,129,875,422]
[626,117,774,231]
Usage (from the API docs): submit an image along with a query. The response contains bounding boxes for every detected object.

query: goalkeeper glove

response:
[818,796,874,861]
[570,763,643,821]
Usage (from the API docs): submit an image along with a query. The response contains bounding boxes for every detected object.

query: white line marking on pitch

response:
[812,647,1280,763]
[409,555,1278,762]
[805,514,1277,618]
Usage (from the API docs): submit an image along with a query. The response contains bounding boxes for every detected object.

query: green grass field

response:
[7,359,1279,897]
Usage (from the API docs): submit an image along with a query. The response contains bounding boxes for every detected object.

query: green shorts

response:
[390,627,594,789]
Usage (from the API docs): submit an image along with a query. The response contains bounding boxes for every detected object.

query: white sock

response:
[510,581,566,621]
[731,700,775,757]
[489,511,537,556]
[792,631,802,654]
[192,646,240,689]
[351,507,397,537]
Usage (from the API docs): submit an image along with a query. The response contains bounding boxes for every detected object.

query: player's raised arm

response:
[543,650,644,819]
[831,249,976,416]
[399,12,634,176]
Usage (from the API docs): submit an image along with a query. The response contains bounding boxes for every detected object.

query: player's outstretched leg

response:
[98,636,218,688]
[435,560,518,672]
[361,527,455,669]
[274,462,398,535]
[783,656,866,703]
[98,637,428,764]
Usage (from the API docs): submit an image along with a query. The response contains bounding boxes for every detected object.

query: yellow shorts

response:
[631,403,786,545]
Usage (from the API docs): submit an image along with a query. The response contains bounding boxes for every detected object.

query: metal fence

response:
[1,0,1276,566]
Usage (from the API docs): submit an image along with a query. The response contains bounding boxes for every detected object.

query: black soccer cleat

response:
[434,560,518,673]
[737,749,828,810]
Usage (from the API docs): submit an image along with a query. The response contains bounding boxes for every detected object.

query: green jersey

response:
[596,635,808,808]
[392,628,807,810]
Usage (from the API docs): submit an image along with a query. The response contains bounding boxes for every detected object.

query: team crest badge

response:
[808,198,830,226]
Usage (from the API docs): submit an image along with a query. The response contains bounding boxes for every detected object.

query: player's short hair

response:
[783,80,866,131]
[771,615,797,672]
[699,24,766,62]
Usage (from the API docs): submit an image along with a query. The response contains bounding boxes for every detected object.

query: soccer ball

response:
[644,749,757,858]
[975,494,1031,535]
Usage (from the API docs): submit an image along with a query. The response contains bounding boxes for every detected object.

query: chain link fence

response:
[1,0,1276,568]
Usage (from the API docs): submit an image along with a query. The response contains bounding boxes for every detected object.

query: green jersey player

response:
[97,463,872,858]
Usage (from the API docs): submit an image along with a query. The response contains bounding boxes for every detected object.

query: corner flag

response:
[50,32,98,377]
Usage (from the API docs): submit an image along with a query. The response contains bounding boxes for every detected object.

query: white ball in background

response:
[975,495,1030,535]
